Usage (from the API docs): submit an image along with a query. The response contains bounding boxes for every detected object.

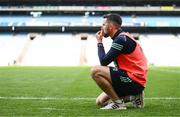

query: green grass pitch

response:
[0,66,180,116]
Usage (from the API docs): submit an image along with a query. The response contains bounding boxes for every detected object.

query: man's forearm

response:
[98,43,106,65]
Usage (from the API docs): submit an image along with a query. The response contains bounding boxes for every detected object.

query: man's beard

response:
[103,33,109,38]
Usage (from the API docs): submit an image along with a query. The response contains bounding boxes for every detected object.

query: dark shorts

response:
[109,67,144,97]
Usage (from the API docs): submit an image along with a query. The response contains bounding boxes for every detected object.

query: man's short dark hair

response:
[103,13,122,26]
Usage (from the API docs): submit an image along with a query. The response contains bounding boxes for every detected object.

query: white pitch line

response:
[0,96,95,100]
[145,97,180,100]
[151,68,180,73]
[0,96,180,100]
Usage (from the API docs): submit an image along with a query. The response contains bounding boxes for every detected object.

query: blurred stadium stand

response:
[0,0,180,33]
[0,0,180,66]
[0,0,180,6]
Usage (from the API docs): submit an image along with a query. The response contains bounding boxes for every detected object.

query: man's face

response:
[101,18,111,38]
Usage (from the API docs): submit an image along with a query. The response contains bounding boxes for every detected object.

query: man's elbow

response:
[100,61,108,66]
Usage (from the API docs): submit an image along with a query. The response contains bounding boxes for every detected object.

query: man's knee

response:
[96,97,110,107]
[90,65,101,79]
[96,97,105,107]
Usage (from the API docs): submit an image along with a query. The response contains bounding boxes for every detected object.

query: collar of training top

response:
[112,29,123,40]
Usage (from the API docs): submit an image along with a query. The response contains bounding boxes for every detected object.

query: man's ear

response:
[109,24,113,30]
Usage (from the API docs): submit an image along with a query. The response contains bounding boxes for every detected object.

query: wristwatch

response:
[97,43,103,47]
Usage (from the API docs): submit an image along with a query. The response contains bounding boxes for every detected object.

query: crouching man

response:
[91,13,148,110]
